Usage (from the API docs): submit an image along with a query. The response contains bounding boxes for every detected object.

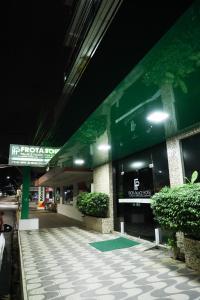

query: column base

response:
[19,218,39,230]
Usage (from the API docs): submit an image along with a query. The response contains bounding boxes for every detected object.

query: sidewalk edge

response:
[18,231,28,300]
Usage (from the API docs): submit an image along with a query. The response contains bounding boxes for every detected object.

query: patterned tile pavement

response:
[19,227,200,300]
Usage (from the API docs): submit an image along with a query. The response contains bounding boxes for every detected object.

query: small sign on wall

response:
[123,168,154,199]
[38,187,45,209]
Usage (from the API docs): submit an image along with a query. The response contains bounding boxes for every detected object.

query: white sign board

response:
[9,144,60,167]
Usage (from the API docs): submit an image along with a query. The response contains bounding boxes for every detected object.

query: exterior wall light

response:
[147,111,169,123]
[97,144,111,151]
[74,159,85,165]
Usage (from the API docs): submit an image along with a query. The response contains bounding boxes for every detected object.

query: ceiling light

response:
[97,144,111,151]
[74,159,85,165]
[147,111,169,123]
[131,161,144,169]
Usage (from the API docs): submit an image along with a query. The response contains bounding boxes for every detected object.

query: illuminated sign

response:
[9,144,60,167]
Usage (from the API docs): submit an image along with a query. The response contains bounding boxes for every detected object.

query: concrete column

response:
[60,186,63,204]
[166,137,184,187]
[166,136,185,256]
[21,166,30,219]
[93,163,114,230]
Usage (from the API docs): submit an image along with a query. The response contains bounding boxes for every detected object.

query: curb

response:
[18,231,28,300]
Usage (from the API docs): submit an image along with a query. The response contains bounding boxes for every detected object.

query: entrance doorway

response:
[114,143,170,242]
[118,167,155,241]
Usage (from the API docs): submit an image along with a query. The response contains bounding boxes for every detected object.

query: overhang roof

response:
[35,167,92,187]
[49,2,200,169]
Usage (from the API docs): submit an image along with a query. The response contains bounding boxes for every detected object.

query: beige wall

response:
[57,200,83,222]
[56,183,84,222]
[93,162,114,231]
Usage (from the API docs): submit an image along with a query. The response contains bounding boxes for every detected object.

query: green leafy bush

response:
[76,192,90,215]
[77,192,109,218]
[151,172,200,239]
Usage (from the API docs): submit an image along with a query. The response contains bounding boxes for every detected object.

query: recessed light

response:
[147,111,169,123]
[74,159,85,165]
[131,161,144,169]
[97,144,111,151]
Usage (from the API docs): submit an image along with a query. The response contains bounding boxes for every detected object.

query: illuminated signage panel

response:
[9,144,60,167]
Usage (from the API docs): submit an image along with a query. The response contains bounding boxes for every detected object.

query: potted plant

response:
[151,171,200,271]
[76,192,111,233]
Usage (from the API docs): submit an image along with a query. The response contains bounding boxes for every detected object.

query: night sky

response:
[0,0,71,161]
[0,0,194,184]
[0,0,73,184]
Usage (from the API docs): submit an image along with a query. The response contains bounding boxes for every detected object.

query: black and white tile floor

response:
[19,227,200,300]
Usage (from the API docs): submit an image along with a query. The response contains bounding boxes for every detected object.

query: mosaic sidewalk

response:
[19,227,200,300]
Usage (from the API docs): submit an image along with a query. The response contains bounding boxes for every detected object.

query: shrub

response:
[151,171,200,239]
[77,192,109,218]
[76,192,90,215]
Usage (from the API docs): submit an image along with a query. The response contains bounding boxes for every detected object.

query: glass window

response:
[63,185,73,205]
[77,182,90,193]
[182,132,200,182]
[115,142,170,200]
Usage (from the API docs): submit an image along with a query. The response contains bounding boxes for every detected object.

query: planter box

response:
[184,237,200,272]
[83,216,113,233]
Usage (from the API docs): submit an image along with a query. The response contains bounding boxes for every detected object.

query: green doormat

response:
[89,237,140,252]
